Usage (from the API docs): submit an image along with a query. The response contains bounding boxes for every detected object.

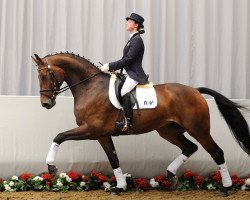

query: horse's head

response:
[31,54,65,109]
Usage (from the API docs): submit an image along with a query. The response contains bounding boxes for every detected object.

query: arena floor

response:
[0,190,249,200]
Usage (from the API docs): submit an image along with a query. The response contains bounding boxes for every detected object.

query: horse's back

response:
[154,82,205,102]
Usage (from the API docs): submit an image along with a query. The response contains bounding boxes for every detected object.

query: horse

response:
[31,52,250,196]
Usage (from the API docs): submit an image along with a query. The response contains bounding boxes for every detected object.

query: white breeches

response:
[121,76,138,96]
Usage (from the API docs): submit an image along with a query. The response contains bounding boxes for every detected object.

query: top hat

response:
[126,13,144,28]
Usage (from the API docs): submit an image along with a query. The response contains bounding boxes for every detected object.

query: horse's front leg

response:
[46,124,93,176]
[98,136,127,195]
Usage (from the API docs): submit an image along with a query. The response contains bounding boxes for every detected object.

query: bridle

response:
[37,58,101,100]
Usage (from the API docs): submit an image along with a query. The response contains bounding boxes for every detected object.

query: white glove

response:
[100,63,109,72]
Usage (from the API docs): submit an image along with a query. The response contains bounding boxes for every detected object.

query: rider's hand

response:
[100,64,109,72]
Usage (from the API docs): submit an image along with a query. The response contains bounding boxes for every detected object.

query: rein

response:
[56,72,101,95]
[38,58,101,98]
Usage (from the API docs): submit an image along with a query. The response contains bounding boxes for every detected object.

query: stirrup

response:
[115,121,125,130]
[115,121,132,132]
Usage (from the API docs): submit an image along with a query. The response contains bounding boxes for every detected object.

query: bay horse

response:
[31,52,250,196]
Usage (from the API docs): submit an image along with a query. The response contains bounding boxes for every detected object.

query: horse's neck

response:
[51,55,108,100]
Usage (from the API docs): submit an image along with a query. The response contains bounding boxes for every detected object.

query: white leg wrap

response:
[167,154,188,175]
[219,163,232,187]
[46,142,59,165]
[113,167,127,190]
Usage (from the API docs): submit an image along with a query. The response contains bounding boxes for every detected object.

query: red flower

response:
[154,175,166,183]
[238,179,245,186]
[46,181,51,187]
[247,174,250,179]
[19,173,32,181]
[162,180,171,188]
[98,175,107,182]
[232,178,237,185]
[212,171,221,182]
[83,176,89,182]
[0,178,3,183]
[184,171,194,178]
[232,174,245,186]
[67,171,81,181]
[90,171,102,177]
[231,173,238,180]
[41,173,53,181]
[134,178,149,191]
[194,175,204,185]
[110,176,116,182]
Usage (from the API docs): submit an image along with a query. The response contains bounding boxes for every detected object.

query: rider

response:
[100,13,148,131]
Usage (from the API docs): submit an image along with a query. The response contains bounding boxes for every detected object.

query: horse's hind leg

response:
[191,132,232,196]
[157,123,198,180]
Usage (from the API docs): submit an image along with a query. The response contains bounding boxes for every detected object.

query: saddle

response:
[109,73,156,109]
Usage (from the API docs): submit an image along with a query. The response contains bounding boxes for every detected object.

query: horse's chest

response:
[74,105,87,125]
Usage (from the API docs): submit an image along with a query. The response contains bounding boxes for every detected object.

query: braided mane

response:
[45,52,99,68]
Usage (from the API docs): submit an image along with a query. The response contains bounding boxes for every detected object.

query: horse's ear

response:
[31,54,43,65]
[31,55,38,65]
[34,54,43,63]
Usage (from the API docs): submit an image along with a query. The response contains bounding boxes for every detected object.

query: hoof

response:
[48,164,58,178]
[220,186,230,197]
[109,187,125,195]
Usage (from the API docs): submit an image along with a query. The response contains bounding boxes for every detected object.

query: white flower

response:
[4,184,10,190]
[150,178,159,188]
[124,173,131,178]
[80,181,86,187]
[3,181,7,184]
[245,178,250,186]
[66,175,72,182]
[33,176,43,181]
[103,182,111,191]
[9,181,15,187]
[207,183,216,190]
[12,176,18,181]
[241,184,246,190]
[4,184,12,191]
[59,173,67,178]
[56,181,63,187]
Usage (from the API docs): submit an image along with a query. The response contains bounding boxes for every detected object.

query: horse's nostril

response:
[42,102,50,108]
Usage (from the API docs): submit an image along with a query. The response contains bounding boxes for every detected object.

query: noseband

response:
[37,58,101,100]
[38,58,61,100]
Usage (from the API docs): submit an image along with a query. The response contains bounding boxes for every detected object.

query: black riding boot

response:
[121,93,133,131]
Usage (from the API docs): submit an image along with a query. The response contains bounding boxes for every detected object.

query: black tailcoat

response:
[109,33,148,84]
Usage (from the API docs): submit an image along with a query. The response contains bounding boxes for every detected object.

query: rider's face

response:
[126,19,138,33]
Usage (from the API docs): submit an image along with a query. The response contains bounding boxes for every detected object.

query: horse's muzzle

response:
[41,99,56,109]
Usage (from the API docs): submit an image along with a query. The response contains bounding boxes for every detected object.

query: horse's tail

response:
[197,87,250,155]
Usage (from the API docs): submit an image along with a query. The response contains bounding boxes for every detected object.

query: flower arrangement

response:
[0,170,249,192]
[150,174,171,190]
[177,171,206,191]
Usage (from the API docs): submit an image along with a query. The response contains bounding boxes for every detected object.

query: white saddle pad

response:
[108,74,157,109]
